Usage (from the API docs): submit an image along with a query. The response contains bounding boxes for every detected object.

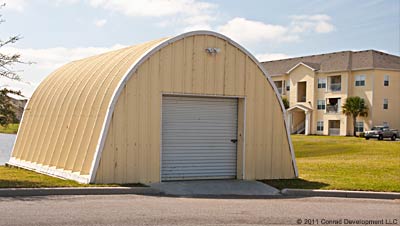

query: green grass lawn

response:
[0,123,19,134]
[264,135,400,192]
[1,135,399,191]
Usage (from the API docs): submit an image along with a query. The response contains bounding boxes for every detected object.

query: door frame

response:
[160,92,246,181]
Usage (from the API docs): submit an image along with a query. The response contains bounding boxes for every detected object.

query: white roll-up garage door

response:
[162,96,238,181]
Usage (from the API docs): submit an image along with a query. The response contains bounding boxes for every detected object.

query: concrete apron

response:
[149,180,280,197]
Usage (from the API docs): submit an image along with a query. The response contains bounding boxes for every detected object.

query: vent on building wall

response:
[205,47,221,55]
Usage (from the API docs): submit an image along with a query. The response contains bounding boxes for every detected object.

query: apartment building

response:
[262,50,400,136]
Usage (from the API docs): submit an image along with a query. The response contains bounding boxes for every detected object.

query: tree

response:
[0,3,27,126]
[342,96,368,136]
[0,88,20,126]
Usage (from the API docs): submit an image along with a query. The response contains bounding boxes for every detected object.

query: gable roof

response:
[262,50,400,76]
[286,62,320,74]
[287,103,313,112]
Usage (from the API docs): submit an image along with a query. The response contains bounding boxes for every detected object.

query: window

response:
[355,122,364,132]
[274,81,283,94]
[317,121,324,132]
[317,100,326,110]
[384,75,389,86]
[383,99,388,109]
[286,80,290,91]
[355,75,366,86]
[318,78,326,89]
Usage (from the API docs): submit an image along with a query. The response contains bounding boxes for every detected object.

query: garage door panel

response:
[162,173,236,180]
[162,170,237,173]
[161,96,238,181]
[162,149,238,153]
[162,160,236,164]
[163,155,237,160]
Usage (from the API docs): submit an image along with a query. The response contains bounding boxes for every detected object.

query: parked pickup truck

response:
[365,126,399,141]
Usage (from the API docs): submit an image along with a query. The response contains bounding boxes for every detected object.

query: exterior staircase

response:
[293,121,305,134]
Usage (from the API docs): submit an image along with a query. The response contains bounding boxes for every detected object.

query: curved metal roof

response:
[10,38,167,182]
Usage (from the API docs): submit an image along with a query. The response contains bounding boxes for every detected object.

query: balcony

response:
[326,105,338,113]
[330,83,341,92]
[328,120,340,136]
[329,128,340,136]
[326,98,341,114]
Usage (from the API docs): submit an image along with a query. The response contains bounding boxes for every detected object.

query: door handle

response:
[230,139,238,144]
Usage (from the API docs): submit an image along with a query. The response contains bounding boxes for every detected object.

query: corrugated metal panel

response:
[161,96,238,181]
[9,38,168,181]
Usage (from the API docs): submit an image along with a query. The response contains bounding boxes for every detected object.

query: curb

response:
[0,187,162,197]
[281,188,400,200]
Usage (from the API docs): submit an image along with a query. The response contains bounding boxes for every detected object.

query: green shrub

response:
[282,97,289,109]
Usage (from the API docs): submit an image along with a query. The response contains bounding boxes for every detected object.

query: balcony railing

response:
[330,83,341,91]
[326,105,339,113]
[329,128,340,136]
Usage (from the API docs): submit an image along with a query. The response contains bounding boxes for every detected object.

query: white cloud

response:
[255,53,292,62]
[290,14,335,33]
[217,17,299,45]
[94,19,107,27]
[315,21,335,33]
[55,1,335,39]
[216,15,335,47]
[59,0,80,3]
[3,0,28,12]
[87,0,217,30]
[183,24,212,32]
[1,44,126,97]
[290,14,331,21]
[88,0,216,17]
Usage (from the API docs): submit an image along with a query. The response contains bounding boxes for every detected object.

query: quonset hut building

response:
[9,31,298,184]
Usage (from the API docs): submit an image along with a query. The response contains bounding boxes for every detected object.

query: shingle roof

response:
[262,50,400,76]
[301,62,321,70]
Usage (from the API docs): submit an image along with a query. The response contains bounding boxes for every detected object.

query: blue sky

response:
[1,0,399,97]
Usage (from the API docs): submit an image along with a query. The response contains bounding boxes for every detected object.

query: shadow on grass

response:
[0,179,89,188]
[260,178,329,190]
[0,179,147,189]
[0,180,61,188]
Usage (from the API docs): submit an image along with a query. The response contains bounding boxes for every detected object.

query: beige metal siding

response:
[95,35,295,184]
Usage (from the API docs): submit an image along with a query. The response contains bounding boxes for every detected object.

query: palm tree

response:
[342,96,368,136]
